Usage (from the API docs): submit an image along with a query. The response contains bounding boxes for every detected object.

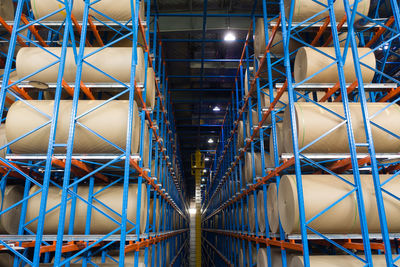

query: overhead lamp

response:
[189,208,196,215]
[213,106,221,112]
[205,157,210,161]
[208,138,214,144]
[203,169,207,173]
[224,31,236,42]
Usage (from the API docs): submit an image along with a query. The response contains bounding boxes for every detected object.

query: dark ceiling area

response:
[150,0,277,197]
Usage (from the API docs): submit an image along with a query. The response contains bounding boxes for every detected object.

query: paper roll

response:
[278,174,400,234]
[257,190,266,232]
[0,186,24,234]
[285,0,370,22]
[31,0,137,21]
[283,102,400,153]
[142,121,150,168]
[144,67,156,110]
[257,247,291,267]
[0,0,14,20]
[254,18,301,58]
[244,152,264,184]
[16,47,145,84]
[0,125,7,159]
[269,123,284,165]
[294,47,376,84]
[237,120,244,149]
[267,183,279,233]
[26,183,148,234]
[249,194,256,232]
[289,255,386,267]
[149,198,160,232]
[6,100,140,154]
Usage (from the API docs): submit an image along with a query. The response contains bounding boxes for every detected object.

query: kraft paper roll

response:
[285,0,370,22]
[16,47,145,84]
[244,152,264,184]
[269,123,284,165]
[289,255,386,267]
[294,47,376,84]
[278,174,400,234]
[257,248,291,267]
[149,198,160,232]
[267,183,279,233]
[283,102,400,153]
[166,241,170,266]
[249,194,256,232]
[0,186,24,234]
[26,183,147,234]
[257,190,266,232]
[254,18,301,58]
[237,120,244,149]
[142,121,150,168]
[0,125,7,159]
[0,0,14,20]
[144,67,156,110]
[6,100,140,154]
[31,0,138,21]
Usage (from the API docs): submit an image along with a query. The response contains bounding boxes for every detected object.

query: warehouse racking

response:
[0,0,189,266]
[202,0,400,266]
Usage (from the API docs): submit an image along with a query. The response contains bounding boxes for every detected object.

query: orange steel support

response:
[88,15,104,46]
[311,17,331,47]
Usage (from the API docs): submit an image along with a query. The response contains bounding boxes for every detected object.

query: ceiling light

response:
[224,31,236,42]
[189,208,196,215]
[213,106,221,112]
[208,138,214,144]
[203,169,207,173]
[205,157,210,161]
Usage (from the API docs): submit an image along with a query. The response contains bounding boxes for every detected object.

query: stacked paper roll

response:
[143,67,156,110]
[257,190,266,232]
[26,183,148,234]
[254,18,301,58]
[31,0,144,22]
[149,198,160,232]
[0,125,7,159]
[283,102,400,153]
[237,120,245,149]
[0,186,24,234]
[289,255,386,267]
[269,123,284,164]
[244,152,265,184]
[6,100,141,154]
[267,183,280,233]
[16,47,145,84]
[141,121,150,168]
[294,47,376,83]
[278,174,400,234]
[284,0,370,22]
[248,194,256,232]
[257,248,293,267]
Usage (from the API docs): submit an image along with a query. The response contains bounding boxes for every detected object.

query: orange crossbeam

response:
[0,16,28,47]
[334,81,358,102]
[71,14,92,47]
[20,14,47,47]
[311,17,330,47]
[88,15,104,46]
[322,15,347,47]
[365,16,395,48]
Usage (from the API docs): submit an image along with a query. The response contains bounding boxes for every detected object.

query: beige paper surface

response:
[278,174,400,234]
[26,183,148,234]
[294,47,376,83]
[283,102,400,153]
[285,0,370,22]
[17,47,145,84]
[6,100,141,154]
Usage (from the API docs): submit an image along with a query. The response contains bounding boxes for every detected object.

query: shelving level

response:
[202,0,400,266]
[0,0,189,266]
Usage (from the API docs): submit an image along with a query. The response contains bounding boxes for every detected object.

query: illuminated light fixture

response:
[189,208,196,215]
[208,138,214,144]
[384,44,389,50]
[213,106,221,112]
[224,31,236,42]
[203,169,207,173]
[202,178,205,182]
[205,157,210,161]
